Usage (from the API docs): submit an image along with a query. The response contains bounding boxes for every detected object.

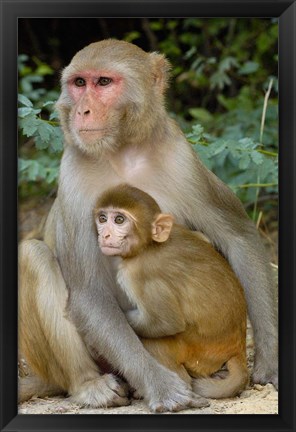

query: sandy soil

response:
[18,321,278,415]
[18,383,278,415]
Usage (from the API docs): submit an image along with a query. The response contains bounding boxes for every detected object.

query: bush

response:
[18,56,63,198]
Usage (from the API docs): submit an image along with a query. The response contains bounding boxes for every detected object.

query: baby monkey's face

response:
[95,208,137,257]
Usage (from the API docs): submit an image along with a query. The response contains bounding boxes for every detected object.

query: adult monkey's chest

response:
[106,149,192,223]
[61,145,191,229]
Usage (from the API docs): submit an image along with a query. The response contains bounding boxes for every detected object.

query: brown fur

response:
[95,184,249,398]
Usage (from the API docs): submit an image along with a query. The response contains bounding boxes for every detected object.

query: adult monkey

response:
[19,39,278,412]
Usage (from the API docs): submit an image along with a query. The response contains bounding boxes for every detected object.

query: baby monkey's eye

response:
[98,214,107,223]
[115,215,125,224]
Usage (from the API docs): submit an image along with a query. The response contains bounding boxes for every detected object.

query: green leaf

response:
[18,94,33,107]
[257,32,273,53]
[49,128,63,153]
[217,94,237,111]
[124,31,141,43]
[18,107,41,118]
[19,115,39,137]
[238,153,251,170]
[167,20,178,30]
[18,158,31,172]
[193,145,214,169]
[37,164,47,179]
[186,124,204,143]
[37,122,53,144]
[184,46,197,59]
[210,141,227,156]
[34,134,49,150]
[27,75,43,84]
[210,71,231,90]
[188,108,213,122]
[258,158,276,180]
[35,64,54,76]
[46,167,59,183]
[43,101,55,108]
[219,57,239,72]
[49,111,59,121]
[18,107,33,118]
[149,21,163,31]
[191,57,204,72]
[27,160,40,181]
[238,138,257,150]
[239,61,259,75]
[18,54,29,64]
[223,125,243,140]
[250,150,264,165]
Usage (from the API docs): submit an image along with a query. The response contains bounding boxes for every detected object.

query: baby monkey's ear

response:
[151,214,174,243]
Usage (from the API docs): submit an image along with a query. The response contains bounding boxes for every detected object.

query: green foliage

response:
[186,75,278,215]
[187,117,278,213]
[19,156,60,184]
[18,58,62,198]
[18,95,62,153]
[144,18,278,117]
[18,96,62,195]
[18,54,59,103]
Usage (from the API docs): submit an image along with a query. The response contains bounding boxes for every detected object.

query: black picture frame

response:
[1,1,295,431]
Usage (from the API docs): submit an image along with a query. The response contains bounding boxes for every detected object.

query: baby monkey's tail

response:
[192,356,249,399]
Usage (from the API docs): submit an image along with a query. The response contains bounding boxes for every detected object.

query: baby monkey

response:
[94,184,249,399]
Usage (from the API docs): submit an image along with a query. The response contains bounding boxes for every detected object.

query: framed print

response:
[1,1,295,431]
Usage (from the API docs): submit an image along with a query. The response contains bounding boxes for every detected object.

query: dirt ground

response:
[18,385,278,415]
[18,320,278,415]
[18,197,278,415]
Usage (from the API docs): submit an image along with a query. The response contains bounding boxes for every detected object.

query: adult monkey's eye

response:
[98,77,112,86]
[98,214,107,223]
[115,215,125,224]
[75,77,86,87]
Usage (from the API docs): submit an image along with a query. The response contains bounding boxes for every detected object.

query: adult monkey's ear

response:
[151,214,174,243]
[149,52,171,94]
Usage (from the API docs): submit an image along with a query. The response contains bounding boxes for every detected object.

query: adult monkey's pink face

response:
[56,39,171,157]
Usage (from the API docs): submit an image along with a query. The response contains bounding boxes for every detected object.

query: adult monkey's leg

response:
[18,239,129,407]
